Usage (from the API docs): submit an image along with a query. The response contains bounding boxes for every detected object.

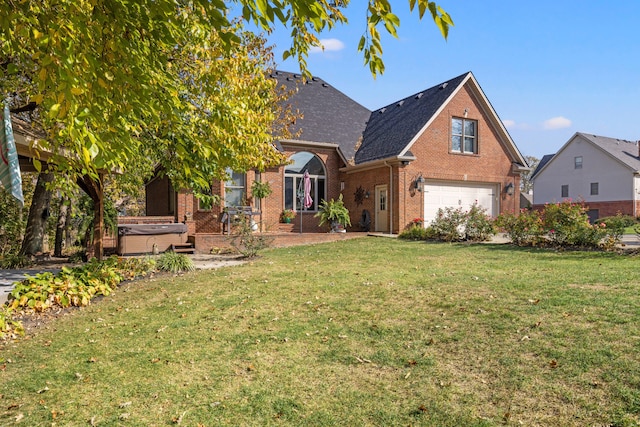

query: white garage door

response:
[423,181,498,224]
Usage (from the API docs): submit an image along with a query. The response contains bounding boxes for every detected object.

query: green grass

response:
[1,238,640,426]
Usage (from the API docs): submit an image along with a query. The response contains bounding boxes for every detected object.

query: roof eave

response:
[341,154,417,174]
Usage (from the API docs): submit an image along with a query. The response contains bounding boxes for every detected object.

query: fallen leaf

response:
[36,386,49,394]
[549,359,558,369]
[119,401,132,408]
[119,413,130,420]
[15,413,24,422]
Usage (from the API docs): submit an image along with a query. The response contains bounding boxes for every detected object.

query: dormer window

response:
[451,117,477,154]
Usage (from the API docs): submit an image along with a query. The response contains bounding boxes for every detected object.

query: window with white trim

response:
[284,152,326,212]
[575,156,583,169]
[224,169,246,207]
[451,117,477,154]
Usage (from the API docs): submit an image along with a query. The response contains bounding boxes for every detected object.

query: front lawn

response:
[1,238,639,426]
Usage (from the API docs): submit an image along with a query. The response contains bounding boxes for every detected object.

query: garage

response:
[423,181,498,224]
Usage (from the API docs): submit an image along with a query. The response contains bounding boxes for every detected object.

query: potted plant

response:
[281,209,296,223]
[315,194,351,232]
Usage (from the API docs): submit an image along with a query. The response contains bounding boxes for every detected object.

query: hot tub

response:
[117,223,188,255]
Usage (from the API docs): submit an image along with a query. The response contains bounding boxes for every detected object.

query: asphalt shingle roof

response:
[578,133,640,170]
[354,72,470,164]
[530,154,555,180]
[272,71,371,161]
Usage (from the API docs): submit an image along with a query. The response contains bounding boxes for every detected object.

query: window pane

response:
[317,178,325,207]
[464,120,476,136]
[561,185,568,198]
[285,176,294,210]
[284,152,326,212]
[590,182,598,195]
[452,135,461,152]
[285,152,325,175]
[452,118,462,135]
[464,137,475,153]
[225,189,245,207]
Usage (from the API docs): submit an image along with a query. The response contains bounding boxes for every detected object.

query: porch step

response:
[277,223,296,233]
[169,243,196,254]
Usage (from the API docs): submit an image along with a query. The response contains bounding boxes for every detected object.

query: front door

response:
[375,185,389,232]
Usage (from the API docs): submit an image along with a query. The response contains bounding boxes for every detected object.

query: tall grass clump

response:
[156,251,195,273]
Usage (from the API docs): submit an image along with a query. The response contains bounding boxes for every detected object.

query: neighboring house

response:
[531,133,640,221]
[144,71,529,252]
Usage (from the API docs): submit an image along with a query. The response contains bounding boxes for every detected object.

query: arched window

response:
[284,152,326,212]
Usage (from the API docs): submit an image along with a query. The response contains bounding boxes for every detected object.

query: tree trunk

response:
[19,171,54,256]
[54,197,69,257]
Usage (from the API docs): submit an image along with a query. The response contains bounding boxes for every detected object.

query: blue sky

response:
[246,1,640,160]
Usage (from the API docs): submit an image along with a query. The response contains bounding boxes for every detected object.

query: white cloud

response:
[543,116,572,130]
[503,119,532,130]
[309,38,345,54]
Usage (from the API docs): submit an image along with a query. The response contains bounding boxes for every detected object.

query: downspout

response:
[385,161,393,234]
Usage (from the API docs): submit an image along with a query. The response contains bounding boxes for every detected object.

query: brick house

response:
[143,71,528,251]
[531,133,640,221]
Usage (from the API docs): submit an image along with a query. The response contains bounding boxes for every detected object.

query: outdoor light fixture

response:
[365,190,370,199]
[414,174,425,191]
[505,182,514,196]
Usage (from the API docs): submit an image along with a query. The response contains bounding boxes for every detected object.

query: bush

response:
[600,213,635,239]
[156,251,195,273]
[429,204,496,242]
[430,207,466,242]
[543,201,607,247]
[495,209,545,246]
[497,201,620,250]
[464,203,496,241]
[230,215,273,258]
[0,253,32,269]
[399,225,430,240]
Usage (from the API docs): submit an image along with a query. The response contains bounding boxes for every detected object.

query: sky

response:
[243,1,640,160]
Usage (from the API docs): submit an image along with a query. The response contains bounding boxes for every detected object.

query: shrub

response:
[497,201,620,250]
[464,203,496,242]
[156,251,195,273]
[0,253,32,269]
[230,215,273,258]
[430,207,466,242]
[542,201,609,247]
[600,213,634,239]
[429,204,496,242]
[495,209,545,246]
[399,225,429,240]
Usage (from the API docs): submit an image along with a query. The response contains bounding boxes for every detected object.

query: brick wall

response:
[175,145,347,236]
[344,83,521,233]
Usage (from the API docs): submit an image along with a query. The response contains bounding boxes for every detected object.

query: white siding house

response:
[532,133,640,220]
